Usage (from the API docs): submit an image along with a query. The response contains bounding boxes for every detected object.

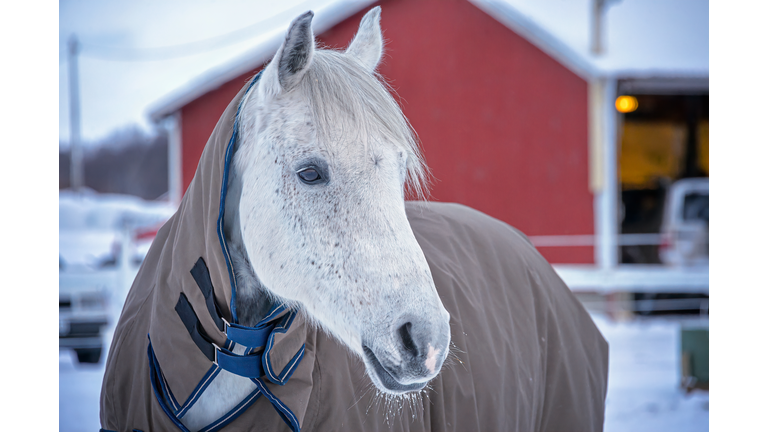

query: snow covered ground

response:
[594,314,709,432]
[60,268,132,432]
[59,304,708,431]
[57,191,708,431]
[60,350,111,432]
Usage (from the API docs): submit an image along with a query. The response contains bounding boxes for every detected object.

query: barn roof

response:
[149,0,377,122]
[150,0,708,121]
[470,0,709,80]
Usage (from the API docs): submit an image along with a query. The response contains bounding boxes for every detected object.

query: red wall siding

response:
[180,71,259,193]
[180,0,593,263]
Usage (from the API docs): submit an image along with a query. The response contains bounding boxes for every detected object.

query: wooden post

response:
[590,0,605,55]
[68,34,84,191]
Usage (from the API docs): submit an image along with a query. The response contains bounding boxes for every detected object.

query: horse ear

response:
[263,11,315,94]
[345,6,383,73]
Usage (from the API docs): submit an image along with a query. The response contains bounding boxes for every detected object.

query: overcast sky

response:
[58,0,709,148]
[59,0,340,146]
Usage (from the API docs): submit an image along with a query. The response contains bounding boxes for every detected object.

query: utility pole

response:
[68,34,84,191]
[166,113,182,207]
[590,0,606,55]
[591,0,622,55]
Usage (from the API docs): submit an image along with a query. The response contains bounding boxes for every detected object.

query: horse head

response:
[228,7,451,394]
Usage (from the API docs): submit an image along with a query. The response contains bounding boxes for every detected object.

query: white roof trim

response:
[468,0,598,80]
[150,0,708,120]
[618,77,709,95]
[148,0,376,122]
[469,0,708,83]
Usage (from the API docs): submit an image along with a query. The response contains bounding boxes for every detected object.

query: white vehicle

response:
[659,178,709,267]
[59,190,176,363]
[59,277,111,363]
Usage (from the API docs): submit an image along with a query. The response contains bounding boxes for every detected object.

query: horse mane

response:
[298,49,430,200]
[227,46,433,326]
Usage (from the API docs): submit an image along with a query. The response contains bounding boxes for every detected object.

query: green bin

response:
[681,326,709,391]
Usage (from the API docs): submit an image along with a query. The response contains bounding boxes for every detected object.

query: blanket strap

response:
[190,258,225,331]
[171,257,305,430]
[190,257,284,349]
[175,293,217,361]
[177,257,300,379]
[175,292,273,378]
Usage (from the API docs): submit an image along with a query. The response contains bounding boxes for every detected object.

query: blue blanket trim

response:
[262,303,287,322]
[262,311,305,385]
[198,387,262,432]
[149,336,266,431]
[216,71,263,324]
[147,337,191,431]
[224,303,285,349]
[148,339,182,416]
[159,356,181,412]
[176,364,221,418]
[100,427,143,431]
[252,378,301,432]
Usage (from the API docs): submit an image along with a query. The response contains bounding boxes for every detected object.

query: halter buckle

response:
[212,343,222,366]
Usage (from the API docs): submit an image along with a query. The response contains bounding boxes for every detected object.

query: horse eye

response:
[297,168,322,184]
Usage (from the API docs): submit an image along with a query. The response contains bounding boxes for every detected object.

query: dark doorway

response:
[618,93,708,265]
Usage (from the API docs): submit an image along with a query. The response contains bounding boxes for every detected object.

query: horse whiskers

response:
[349,362,377,412]
[422,386,435,408]
[359,374,430,427]
[436,339,467,374]
[350,383,375,412]
[449,339,466,355]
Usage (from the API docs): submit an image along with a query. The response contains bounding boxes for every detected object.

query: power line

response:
[69,1,313,62]
[79,24,265,61]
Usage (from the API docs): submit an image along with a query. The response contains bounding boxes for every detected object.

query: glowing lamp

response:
[615,95,638,113]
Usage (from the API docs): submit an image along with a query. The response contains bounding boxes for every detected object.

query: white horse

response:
[101,7,607,431]
[183,7,452,428]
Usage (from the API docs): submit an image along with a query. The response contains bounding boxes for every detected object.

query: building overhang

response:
[469,0,709,83]
[148,0,377,123]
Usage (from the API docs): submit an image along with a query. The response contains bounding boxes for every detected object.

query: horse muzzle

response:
[362,312,451,394]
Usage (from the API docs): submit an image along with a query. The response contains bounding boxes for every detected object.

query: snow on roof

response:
[150,0,708,120]
[471,0,709,80]
[149,0,376,122]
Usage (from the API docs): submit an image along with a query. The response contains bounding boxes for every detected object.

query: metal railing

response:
[528,233,664,247]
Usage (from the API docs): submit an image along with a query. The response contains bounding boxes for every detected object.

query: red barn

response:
[151,0,709,293]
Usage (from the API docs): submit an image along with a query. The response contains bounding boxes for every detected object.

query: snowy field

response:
[60,306,709,431]
[58,191,709,430]
[595,314,709,432]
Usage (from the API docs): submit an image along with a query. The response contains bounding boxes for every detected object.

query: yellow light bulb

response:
[615,95,638,113]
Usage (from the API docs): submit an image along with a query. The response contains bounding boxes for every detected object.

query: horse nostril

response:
[398,322,419,357]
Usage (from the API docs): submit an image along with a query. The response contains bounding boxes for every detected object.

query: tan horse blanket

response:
[100,78,608,432]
